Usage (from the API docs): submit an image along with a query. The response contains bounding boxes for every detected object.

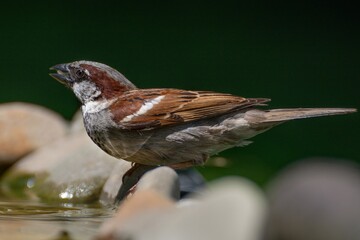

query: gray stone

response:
[176,169,205,197]
[1,132,120,202]
[266,159,360,240]
[0,102,68,165]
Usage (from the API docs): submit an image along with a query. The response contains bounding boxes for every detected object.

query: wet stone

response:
[1,133,120,203]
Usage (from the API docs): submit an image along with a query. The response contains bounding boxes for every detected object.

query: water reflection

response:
[0,200,114,240]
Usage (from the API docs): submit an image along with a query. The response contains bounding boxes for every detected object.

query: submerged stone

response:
[1,133,119,203]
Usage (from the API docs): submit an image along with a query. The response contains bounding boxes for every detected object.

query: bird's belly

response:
[124,116,265,166]
[83,111,271,167]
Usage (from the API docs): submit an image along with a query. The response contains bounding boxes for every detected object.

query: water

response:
[0,200,114,240]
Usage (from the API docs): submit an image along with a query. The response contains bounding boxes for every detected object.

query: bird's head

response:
[50,61,136,104]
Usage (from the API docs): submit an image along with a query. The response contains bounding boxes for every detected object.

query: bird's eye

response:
[75,69,86,79]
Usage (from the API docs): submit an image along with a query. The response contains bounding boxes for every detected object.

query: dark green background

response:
[1,1,359,185]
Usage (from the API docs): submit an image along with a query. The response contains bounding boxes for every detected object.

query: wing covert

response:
[110,88,270,130]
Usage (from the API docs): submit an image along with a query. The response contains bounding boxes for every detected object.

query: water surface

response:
[0,200,114,240]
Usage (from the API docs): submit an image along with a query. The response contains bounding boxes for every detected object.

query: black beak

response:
[49,63,71,85]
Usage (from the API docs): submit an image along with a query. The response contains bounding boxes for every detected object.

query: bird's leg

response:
[115,154,209,204]
[115,163,157,204]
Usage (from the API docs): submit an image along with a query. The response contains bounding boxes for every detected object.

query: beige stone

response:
[0,102,68,164]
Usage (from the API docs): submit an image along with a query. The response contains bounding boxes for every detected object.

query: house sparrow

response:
[50,61,356,169]
[50,60,356,201]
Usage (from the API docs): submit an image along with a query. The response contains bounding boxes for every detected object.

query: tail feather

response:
[245,108,357,125]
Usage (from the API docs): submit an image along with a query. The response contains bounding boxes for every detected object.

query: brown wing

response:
[110,88,270,130]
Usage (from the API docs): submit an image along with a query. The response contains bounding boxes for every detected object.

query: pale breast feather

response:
[83,99,116,114]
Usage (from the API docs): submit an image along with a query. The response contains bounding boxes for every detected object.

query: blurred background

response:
[0,0,359,185]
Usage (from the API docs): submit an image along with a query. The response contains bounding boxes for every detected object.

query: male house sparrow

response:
[50,61,356,169]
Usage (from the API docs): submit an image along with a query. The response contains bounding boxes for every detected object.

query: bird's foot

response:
[115,163,156,204]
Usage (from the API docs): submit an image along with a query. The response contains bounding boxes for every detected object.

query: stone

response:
[0,102,68,165]
[137,167,180,200]
[0,132,120,202]
[99,161,132,204]
[266,159,360,240]
[69,109,85,135]
[96,177,267,240]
